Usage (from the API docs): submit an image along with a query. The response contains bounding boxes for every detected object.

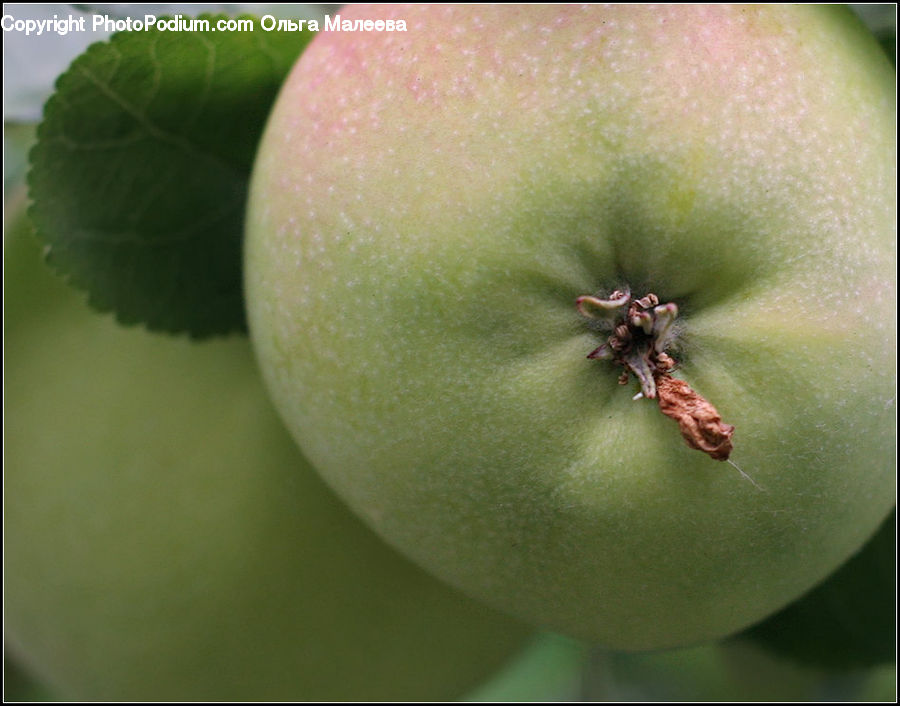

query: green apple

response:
[245,4,895,650]
[3,211,529,701]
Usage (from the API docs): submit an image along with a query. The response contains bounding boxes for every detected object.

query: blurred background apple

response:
[3,200,530,701]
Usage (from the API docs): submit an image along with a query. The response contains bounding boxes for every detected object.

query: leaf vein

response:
[75,63,243,180]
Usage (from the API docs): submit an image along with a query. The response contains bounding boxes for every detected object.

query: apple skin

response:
[245,5,896,649]
[3,215,530,701]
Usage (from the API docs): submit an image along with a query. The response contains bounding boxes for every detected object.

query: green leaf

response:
[28,15,313,337]
[461,633,589,702]
[738,510,896,671]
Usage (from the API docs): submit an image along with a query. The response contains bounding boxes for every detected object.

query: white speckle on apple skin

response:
[246,5,895,647]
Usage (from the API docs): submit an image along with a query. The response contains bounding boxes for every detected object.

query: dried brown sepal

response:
[655,374,734,461]
[578,289,737,460]
[576,289,679,399]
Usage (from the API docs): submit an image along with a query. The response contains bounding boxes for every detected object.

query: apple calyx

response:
[576,289,734,461]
